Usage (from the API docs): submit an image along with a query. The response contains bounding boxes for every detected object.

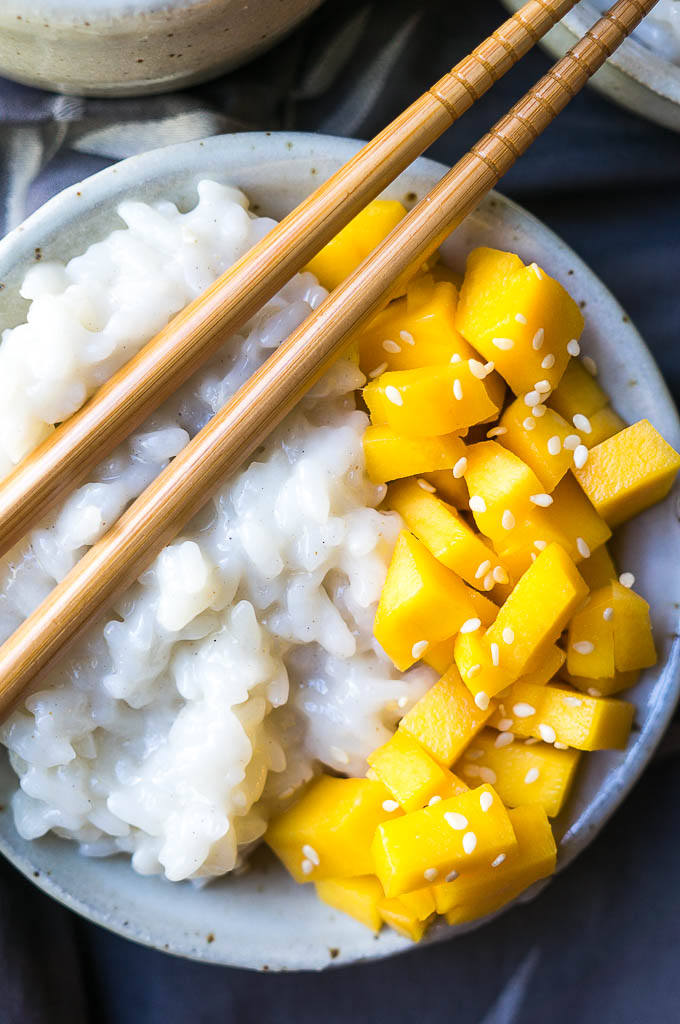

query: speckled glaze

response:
[499,0,680,132]
[0,133,678,970]
[0,0,323,97]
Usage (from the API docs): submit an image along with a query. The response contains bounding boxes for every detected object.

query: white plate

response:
[0,132,678,970]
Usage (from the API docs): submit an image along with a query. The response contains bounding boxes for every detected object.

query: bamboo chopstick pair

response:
[0,0,658,717]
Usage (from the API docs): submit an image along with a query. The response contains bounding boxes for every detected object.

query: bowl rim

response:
[0,130,678,970]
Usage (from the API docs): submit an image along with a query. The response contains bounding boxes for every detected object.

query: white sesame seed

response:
[475,559,491,579]
[369,362,388,378]
[486,425,507,438]
[524,768,540,785]
[382,800,399,813]
[495,731,514,749]
[530,553,537,562]
[330,746,350,765]
[532,328,545,351]
[573,414,592,435]
[513,702,536,718]
[483,361,495,374]
[493,337,515,350]
[491,853,506,868]
[460,617,482,634]
[479,766,497,784]
[416,478,436,493]
[524,737,540,745]
[399,330,415,346]
[480,791,494,812]
[564,696,583,707]
[588,687,602,697]
[493,566,509,585]
[582,356,598,375]
[535,380,552,394]
[453,456,468,478]
[502,509,516,530]
[567,339,581,357]
[474,690,490,710]
[541,353,556,369]
[531,265,544,280]
[572,640,595,655]
[462,832,478,855]
[382,339,401,353]
[490,642,500,667]
[411,640,429,658]
[483,573,495,591]
[469,358,487,380]
[469,495,487,514]
[603,606,614,621]
[523,417,536,431]
[534,540,547,551]
[530,493,553,507]
[444,812,469,830]
[445,869,459,882]
[502,627,515,645]
[467,664,482,679]
[397,696,409,709]
[450,353,462,364]
[539,723,557,743]
[547,435,562,456]
[301,858,314,875]
[423,867,439,882]
[515,313,528,324]
[465,747,484,760]
[619,572,635,588]
[573,445,589,469]
[576,537,591,558]
[554,741,569,750]
[302,844,320,865]
[463,764,481,778]
[524,390,541,407]
[385,385,403,406]
[428,795,442,806]
[497,717,514,732]
[532,404,547,418]
[563,434,580,450]
[453,379,464,401]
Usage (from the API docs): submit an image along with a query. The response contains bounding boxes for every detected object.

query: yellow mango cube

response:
[378,897,433,941]
[611,581,657,670]
[362,426,466,484]
[578,543,616,589]
[454,629,511,700]
[559,667,639,698]
[549,357,609,422]
[488,681,635,750]
[266,775,402,882]
[305,199,407,291]
[422,587,498,674]
[315,876,384,932]
[433,804,556,915]
[372,784,517,897]
[567,586,616,679]
[367,730,449,812]
[499,397,575,491]
[399,664,494,766]
[574,419,680,526]
[421,468,469,507]
[363,362,500,438]
[398,885,437,921]
[373,531,476,671]
[587,406,627,447]
[464,441,544,545]
[456,728,581,818]
[387,478,507,591]
[455,247,583,395]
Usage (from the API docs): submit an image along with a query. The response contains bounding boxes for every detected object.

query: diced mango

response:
[488,681,635,750]
[445,893,510,926]
[559,667,639,698]
[423,587,498,674]
[367,730,449,812]
[373,531,475,671]
[578,543,616,589]
[421,468,469,507]
[611,581,657,670]
[372,784,516,897]
[399,664,494,766]
[549,357,609,422]
[378,897,432,941]
[574,419,680,526]
[305,199,407,291]
[520,644,567,686]
[387,478,507,591]
[499,397,575,491]
[363,363,500,437]
[435,769,471,799]
[362,426,466,484]
[315,876,384,932]
[455,631,565,704]
[464,441,544,546]
[587,406,627,447]
[567,586,616,679]
[433,804,556,915]
[456,728,581,818]
[266,776,401,882]
[398,885,437,921]
[455,247,583,395]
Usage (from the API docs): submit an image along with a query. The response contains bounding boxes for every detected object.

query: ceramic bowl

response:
[499,0,680,133]
[0,132,678,970]
[0,0,323,97]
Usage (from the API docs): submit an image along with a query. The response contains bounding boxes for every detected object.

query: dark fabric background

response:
[1,1,679,1021]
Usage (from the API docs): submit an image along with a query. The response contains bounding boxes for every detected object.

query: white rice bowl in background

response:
[0,134,678,970]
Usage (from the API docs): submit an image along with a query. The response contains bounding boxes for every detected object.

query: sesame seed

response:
[465,747,484,760]
[523,417,536,431]
[564,696,583,707]
[619,572,635,588]
[461,618,482,634]
[453,379,464,401]
[463,764,481,778]
[534,540,547,550]
[469,358,487,379]
[564,434,580,450]
[444,812,469,830]
[524,768,540,784]
[450,353,462,363]
[502,627,515,645]
[417,478,436,492]
[479,766,497,784]
[502,509,516,530]
[573,445,589,469]
[535,379,551,394]
[494,731,514,748]
[541,353,556,369]
[483,572,495,591]
[469,496,487,513]
[492,337,515,350]
[382,800,399,813]
[399,330,415,346]
[532,328,545,350]
[483,361,495,374]
[554,741,569,750]
[515,313,528,324]
[475,559,491,579]
[480,791,494,812]
[531,265,544,280]
[491,854,506,869]
[428,795,442,805]
[567,339,581,356]
[369,362,388,378]
[539,723,557,743]
[301,859,314,875]
[302,844,320,865]
[423,867,439,882]
[530,493,553,507]
[474,690,490,710]
[547,435,562,456]
[582,356,598,375]
[513,702,536,718]
[530,553,537,562]
[462,832,478,855]
[573,413,591,434]
[493,565,509,584]
[385,385,403,406]
[490,642,500,667]
[576,537,591,558]
[486,425,508,438]
[588,687,602,698]
[330,746,350,765]
[524,390,541,407]
[397,696,409,708]
[532,404,547,418]
[467,664,482,679]
[382,339,401,353]
[411,640,429,658]
[524,737,540,745]
[603,606,614,621]
[445,869,459,882]
[453,456,468,478]
[497,717,514,732]
[572,640,595,654]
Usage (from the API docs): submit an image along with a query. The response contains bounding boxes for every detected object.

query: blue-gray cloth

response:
[1,1,680,1021]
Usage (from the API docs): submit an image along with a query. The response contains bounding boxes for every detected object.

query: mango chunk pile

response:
[265,203,680,943]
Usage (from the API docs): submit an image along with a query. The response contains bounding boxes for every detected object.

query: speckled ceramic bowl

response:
[0,0,323,97]
[499,0,680,132]
[0,133,678,970]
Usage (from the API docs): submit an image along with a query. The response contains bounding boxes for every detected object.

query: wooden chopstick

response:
[0,0,579,559]
[0,0,658,719]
